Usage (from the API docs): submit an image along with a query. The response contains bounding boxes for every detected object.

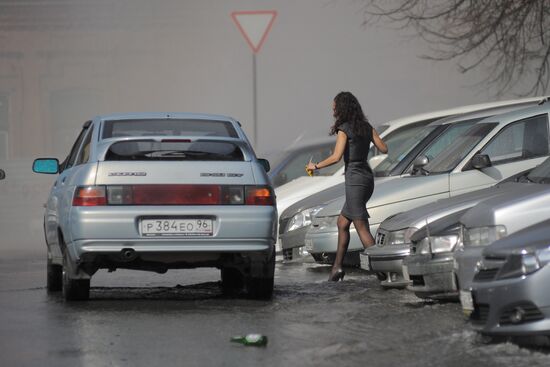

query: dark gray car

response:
[467,218,550,337]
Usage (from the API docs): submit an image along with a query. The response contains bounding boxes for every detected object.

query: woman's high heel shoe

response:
[328,268,345,282]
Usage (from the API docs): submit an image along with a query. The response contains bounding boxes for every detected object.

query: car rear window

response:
[105,140,244,161]
[102,119,238,139]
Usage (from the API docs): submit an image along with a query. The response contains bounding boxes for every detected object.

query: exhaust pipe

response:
[120,248,138,262]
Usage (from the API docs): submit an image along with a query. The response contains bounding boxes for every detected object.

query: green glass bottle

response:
[230,334,268,346]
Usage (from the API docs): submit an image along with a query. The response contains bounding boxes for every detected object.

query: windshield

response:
[526,157,550,184]
[102,119,239,139]
[105,140,244,161]
[418,119,482,162]
[373,125,438,175]
[422,123,498,174]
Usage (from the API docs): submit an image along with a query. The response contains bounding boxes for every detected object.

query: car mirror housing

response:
[258,158,270,173]
[32,158,60,174]
[471,153,492,170]
[412,155,429,170]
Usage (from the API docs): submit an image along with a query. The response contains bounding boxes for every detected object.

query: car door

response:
[449,113,550,196]
[47,124,91,251]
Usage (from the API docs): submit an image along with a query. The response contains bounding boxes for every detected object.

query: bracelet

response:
[314,163,319,170]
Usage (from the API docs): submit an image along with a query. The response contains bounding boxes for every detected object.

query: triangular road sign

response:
[231,10,277,54]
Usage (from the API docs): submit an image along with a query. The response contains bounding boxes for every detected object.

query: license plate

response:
[460,290,474,316]
[360,254,370,271]
[305,239,313,252]
[141,218,213,237]
[402,264,410,281]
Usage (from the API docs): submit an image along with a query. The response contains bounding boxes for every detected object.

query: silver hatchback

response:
[33,113,277,300]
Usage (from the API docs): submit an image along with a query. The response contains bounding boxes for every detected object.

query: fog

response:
[0,0,538,257]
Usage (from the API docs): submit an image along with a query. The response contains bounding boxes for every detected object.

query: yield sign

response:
[231,10,277,54]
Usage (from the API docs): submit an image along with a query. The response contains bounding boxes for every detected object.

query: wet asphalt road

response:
[1,254,550,367]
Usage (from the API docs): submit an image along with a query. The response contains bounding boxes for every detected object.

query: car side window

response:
[64,127,90,170]
[480,114,549,165]
[75,127,93,166]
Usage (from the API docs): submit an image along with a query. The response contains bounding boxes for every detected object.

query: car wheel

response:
[62,254,90,301]
[282,248,293,260]
[221,268,244,295]
[246,251,275,300]
[375,272,387,282]
[47,258,62,292]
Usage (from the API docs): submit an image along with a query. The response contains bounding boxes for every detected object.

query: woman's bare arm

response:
[307,131,347,170]
[372,128,388,153]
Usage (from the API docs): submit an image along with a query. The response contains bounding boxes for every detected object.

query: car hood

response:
[316,174,450,217]
[381,182,524,231]
[410,208,469,242]
[460,184,550,234]
[483,218,550,257]
[280,182,345,220]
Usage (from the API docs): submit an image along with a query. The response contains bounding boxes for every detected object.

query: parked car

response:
[306,100,550,265]
[467,218,550,336]
[265,138,344,188]
[365,166,535,289]
[456,182,550,308]
[32,113,277,300]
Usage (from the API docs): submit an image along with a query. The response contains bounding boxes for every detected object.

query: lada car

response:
[306,101,550,265]
[281,98,544,261]
[365,166,535,289]
[468,218,550,336]
[33,113,277,301]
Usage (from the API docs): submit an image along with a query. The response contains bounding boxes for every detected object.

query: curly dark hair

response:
[330,91,372,136]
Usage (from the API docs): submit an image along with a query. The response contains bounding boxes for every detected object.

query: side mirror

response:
[368,154,388,169]
[413,155,429,170]
[471,154,492,170]
[258,158,270,173]
[0,169,5,180]
[33,158,60,174]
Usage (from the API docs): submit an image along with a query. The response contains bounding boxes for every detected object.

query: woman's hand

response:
[306,162,317,171]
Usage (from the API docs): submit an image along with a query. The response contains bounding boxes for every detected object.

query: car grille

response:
[473,268,500,282]
[499,302,544,325]
[470,303,490,324]
[279,217,290,235]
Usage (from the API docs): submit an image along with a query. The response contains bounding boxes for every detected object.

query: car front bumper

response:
[404,253,457,299]
[470,265,550,336]
[279,225,309,251]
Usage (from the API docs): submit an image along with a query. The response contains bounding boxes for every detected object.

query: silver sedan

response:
[33,113,277,300]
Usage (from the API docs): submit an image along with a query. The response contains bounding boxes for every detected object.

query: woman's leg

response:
[332,214,352,272]
[352,218,375,249]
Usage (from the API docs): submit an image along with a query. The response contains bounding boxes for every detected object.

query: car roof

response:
[93,112,240,125]
[477,100,550,126]
[378,96,548,131]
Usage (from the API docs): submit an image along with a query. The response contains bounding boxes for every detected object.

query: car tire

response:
[282,248,293,260]
[221,268,244,295]
[47,259,62,292]
[62,255,90,301]
[246,251,275,300]
[376,272,387,282]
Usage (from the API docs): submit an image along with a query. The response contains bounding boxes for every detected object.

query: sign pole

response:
[252,53,257,148]
[231,10,277,150]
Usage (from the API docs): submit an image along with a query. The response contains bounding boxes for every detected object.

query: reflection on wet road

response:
[1,256,550,367]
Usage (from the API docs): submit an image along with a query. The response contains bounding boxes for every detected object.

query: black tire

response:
[246,277,274,300]
[221,268,244,296]
[376,272,387,282]
[62,255,90,301]
[282,248,293,260]
[246,251,275,300]
[47,259,62,292]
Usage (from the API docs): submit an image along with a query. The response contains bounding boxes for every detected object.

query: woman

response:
[307,92,388,281]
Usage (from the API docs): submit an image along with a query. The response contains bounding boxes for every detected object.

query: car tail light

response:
[73,185,275,206]
[245,186,275,206]
[73,186,107,206]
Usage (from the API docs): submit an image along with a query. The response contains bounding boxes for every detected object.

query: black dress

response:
[337,122,374,220]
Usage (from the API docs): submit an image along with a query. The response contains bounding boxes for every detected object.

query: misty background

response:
[0,0,539,257]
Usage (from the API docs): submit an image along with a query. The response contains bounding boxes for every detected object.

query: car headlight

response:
[286,205,325,232]
[386,227,418,246]
[463,225,507,247]
[430,234,459,254]
[497,247,550,279]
